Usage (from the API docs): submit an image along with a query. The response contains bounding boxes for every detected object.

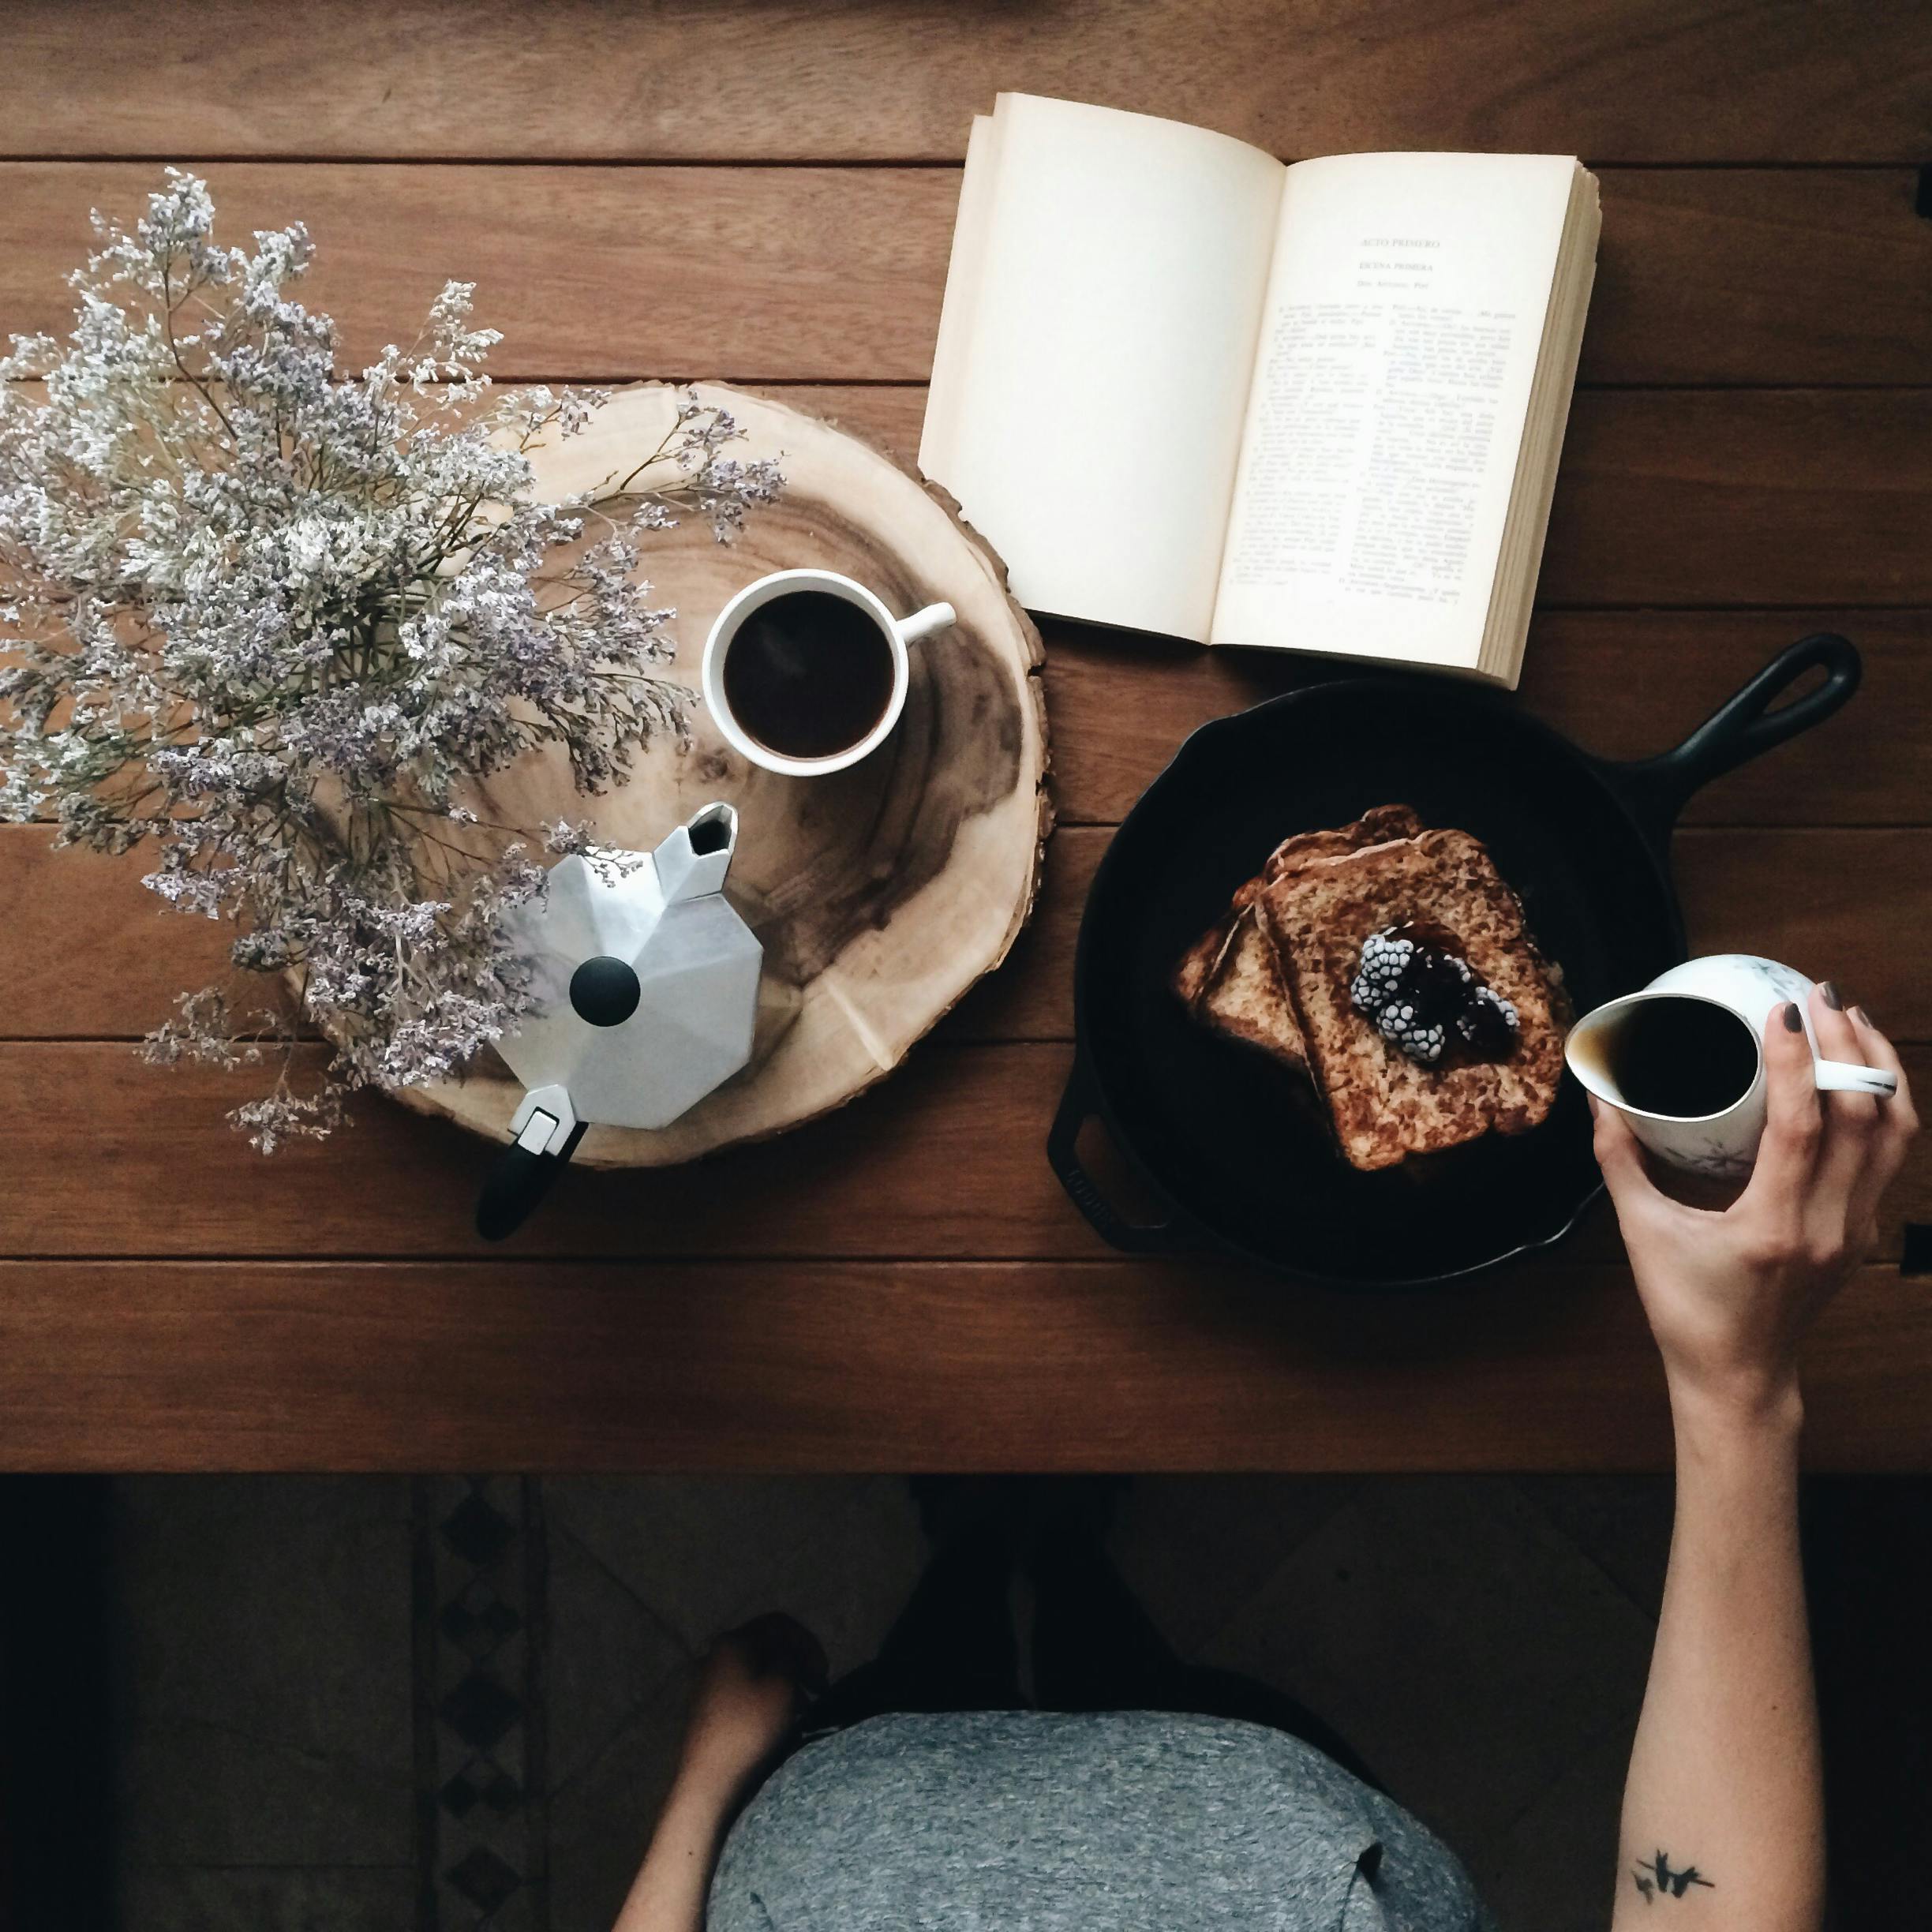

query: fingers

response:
[1741,1001,1822,1219]
[1808,983,1881,1234]
[1846,1005,1919,1235]
[1852,1005,1917,1140]
[1590,1093,1664,1219]
[1809,982,1867,1088]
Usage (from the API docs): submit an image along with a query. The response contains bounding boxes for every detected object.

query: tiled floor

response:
[21,1473,1921,1930]
[111,1477,417,1930]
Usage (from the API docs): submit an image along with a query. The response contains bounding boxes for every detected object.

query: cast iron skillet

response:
[1049,633,1862,1288]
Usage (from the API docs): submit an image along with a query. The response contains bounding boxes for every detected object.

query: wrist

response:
[1667,1368,1806,1451]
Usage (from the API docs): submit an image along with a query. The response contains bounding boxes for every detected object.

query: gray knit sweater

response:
[708,1711,1493,1930]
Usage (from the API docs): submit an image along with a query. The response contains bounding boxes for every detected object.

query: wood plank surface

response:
[0,1258,1923,1473]
[1039,612,1932,826]
[2,1039,1923,1262]
[9,1,1928,163]
[3,378,1926,611]
[3,164,1929,385]
[5,0,1929,1473]
[784,386,1932,608]
[951,828,1932,1050]
[12,823,1932,1047]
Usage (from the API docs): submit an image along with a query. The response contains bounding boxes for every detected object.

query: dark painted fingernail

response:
[1852,1004,1877,1028]
[1821,982,1844,1010]
[1783,1002,1805,1032]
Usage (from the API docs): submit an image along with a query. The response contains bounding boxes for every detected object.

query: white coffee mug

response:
[1565,953,1897,1178]
[701,567,956,777]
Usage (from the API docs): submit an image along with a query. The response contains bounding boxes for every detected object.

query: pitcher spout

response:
[652,801,738,904]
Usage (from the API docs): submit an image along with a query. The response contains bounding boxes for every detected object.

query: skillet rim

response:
[1067,673,1689,1289]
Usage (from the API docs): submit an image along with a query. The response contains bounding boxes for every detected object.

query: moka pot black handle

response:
[475,1125,583,1241]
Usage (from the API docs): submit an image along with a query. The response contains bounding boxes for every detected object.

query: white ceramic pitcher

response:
[1565,953,1897,1178]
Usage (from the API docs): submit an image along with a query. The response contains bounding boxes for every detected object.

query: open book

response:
[919,95,1600,686]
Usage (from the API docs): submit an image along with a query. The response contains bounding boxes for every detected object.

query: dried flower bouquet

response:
[0,173,780,1148]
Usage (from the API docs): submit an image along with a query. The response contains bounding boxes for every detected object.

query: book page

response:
[1210,152,1578,665]
[920,112,1001,489]
[918,94,1285,642]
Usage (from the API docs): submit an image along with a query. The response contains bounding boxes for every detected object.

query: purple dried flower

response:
[0,174,781,1148]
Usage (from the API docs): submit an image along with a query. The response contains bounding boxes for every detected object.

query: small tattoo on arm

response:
[1632,1850,1716,1902]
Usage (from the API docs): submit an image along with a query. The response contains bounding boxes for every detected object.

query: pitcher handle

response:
[1814,1059,1899,1097]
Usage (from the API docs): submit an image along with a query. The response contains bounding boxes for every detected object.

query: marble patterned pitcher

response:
[1565,954,1898,1178]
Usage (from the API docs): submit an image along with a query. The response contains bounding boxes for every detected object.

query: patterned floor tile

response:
[103,1471,1932,1932]
[1111,1475,1358,1658]
[416,1476,548,1932]
[547,1668,696,1932]
[546,1476,923,1677]
[1197,1476,1653,1865]
[117,1865,416,1932]
[1513,1475,1673,1620]
[112,1477,413,1867]
[116,1720,412,1872]
[546,1526,689,1791]
[1476,1723,1634,1932]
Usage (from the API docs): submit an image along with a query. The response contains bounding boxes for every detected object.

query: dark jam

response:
[1349,920,1521,1068]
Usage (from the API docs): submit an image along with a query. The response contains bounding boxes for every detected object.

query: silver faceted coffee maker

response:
[476,802,762,1238]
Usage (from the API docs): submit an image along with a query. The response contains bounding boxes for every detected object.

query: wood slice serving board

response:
[397,383,1050,1166]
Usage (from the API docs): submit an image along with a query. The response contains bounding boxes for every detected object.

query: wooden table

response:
[2,1,1929,1473]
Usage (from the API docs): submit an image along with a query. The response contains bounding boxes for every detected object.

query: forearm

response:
[1612,1385,1822,1930]
[612,1771,734,1932]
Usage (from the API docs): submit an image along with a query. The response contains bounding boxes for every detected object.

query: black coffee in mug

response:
[1601,996,1758,1117]
[721,590,897,761]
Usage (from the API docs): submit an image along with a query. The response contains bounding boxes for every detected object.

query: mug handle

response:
[895,601,957,648]
[1814,1059,1899,1097]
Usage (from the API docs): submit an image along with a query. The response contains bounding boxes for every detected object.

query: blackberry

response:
[1376,1002,1448,1065]
[1350,928,1412,1010]
[1455,984,1520,1054]
[1350,920,1518,1069]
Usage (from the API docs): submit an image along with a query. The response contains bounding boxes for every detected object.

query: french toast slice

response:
[1256,828,1565,1170]
[1262,803,1425,883]
[1172,920,1228,1008]
[1193,905,1303,1069]
[1172,806,1427,1073]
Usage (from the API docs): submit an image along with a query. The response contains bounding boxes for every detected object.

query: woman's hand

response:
[1592,986,1916,1420]
[674,1612,829,1809]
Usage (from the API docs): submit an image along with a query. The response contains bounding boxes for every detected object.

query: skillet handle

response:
[1609,632,1861,848]
[1048,1058,1188,1256]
